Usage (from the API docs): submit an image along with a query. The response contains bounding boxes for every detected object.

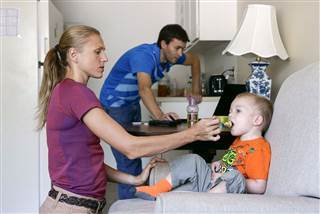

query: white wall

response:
[53,1,176,168]
[203,43,238,82]
[1,1,40,212]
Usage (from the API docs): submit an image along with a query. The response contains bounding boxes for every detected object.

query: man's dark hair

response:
[157,24,189,47]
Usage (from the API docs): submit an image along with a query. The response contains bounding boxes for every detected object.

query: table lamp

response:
[222,4,289,99]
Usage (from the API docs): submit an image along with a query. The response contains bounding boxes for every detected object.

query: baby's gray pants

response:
[169,154,246,193]
[169,154,213,192]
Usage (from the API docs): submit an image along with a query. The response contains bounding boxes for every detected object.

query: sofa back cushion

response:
[265,62,319,198]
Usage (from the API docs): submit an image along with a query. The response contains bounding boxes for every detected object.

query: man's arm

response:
[183,52,201,99]
[137,72,163,119]
[137,72,179,120]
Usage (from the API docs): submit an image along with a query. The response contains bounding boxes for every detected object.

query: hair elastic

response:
[55,44,62,62]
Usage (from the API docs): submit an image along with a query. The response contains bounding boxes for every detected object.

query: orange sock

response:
[136,179,172,197]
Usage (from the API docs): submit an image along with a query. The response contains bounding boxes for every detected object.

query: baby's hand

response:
[211,171,223,183]
[211,160,222,173]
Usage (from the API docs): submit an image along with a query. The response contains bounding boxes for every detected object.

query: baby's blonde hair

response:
[236,92,273,131]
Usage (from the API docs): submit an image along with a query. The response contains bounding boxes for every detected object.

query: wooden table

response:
[125,122,235,162]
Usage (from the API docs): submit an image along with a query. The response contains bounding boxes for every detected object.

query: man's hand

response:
[159,112,180,120]
[193,94,202,104]
[186,93,202,104]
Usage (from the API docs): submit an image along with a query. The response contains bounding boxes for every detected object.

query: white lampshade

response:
[222,4,289,60]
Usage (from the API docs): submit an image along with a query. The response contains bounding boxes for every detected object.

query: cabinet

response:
[176,0,237,50]
[176,0,199,43]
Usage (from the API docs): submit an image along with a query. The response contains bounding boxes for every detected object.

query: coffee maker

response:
[208,75,227,96]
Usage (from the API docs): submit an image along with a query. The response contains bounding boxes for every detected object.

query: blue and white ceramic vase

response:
[245,61,271,99]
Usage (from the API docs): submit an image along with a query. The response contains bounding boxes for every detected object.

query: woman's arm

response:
[105,157,164,185]
[246,179,267,194]
[105,164,140,185]
[83,107,220,159]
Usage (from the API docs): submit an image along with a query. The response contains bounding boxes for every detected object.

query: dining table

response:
[124,122,235,162]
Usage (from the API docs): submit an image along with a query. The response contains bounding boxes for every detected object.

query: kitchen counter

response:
[151,96,221,119]
[156,96,220,102]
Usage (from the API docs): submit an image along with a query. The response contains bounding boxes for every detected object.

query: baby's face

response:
[228,97,257,136]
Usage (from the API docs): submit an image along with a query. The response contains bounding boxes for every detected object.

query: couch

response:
[109,62,319,213]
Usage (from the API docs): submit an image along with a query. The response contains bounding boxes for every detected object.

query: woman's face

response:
[76,34,108,79]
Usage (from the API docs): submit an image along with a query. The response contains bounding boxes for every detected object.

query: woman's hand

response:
[191,117,221,141]
[135,157,167,185]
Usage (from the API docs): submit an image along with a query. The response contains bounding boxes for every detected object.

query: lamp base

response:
[245,61,271,99]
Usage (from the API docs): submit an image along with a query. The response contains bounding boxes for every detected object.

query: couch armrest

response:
[154,192,319,213]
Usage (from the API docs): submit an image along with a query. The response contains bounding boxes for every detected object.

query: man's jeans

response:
[105,103,142,199]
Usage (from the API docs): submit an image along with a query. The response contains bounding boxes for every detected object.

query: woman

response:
[37,25,220,213]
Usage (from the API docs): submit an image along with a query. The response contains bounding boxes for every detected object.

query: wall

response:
[235,1,319,101]
[203,43,238,82]
[53,1,176,168]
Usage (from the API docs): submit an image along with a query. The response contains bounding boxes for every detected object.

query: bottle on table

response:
[186,96,199,127]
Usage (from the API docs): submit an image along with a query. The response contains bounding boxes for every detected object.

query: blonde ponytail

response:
[36,25,100,130]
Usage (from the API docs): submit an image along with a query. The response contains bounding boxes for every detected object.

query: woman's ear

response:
[253,115,264,127]
[67,47,78,63]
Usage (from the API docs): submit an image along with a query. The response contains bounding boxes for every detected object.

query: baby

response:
[133,92,273,200]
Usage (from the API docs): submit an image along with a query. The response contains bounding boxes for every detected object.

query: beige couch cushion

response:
[108,199,154,214]
[265,62,319,198]
[154,192,318,213]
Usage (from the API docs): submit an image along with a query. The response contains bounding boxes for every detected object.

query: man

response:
[99,24,202,199]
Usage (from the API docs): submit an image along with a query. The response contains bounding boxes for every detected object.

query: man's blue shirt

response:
[99,43,186,108]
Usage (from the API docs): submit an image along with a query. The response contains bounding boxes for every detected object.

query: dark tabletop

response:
[124,122,234,151]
